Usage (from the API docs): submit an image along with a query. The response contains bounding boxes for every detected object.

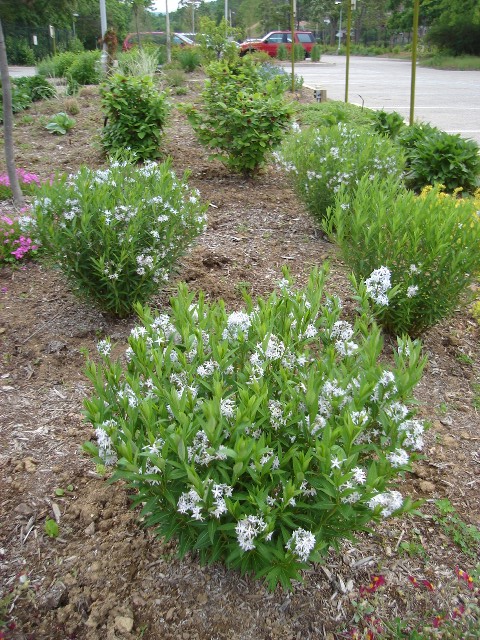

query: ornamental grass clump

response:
[84,267,426,590]
[23,158,207,317]
[183,59,293,175]
[326,175,480,336]
[101,74,169,160]
[278,123,405,225]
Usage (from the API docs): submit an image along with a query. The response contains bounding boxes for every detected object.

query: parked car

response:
[238,31,315,58]
[122,32,194,51]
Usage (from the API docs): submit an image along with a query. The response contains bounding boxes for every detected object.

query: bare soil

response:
[1,73,480,640]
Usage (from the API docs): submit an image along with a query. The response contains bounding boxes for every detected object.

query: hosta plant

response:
[183,59,293,175]
[326,175,480,336]
[45,112,76,135]
[22,158,207,316]
[101,74,169,160]
[278,123,405,225]
[84,267,426,590]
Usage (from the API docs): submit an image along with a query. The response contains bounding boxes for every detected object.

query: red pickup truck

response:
[238,31,316,58]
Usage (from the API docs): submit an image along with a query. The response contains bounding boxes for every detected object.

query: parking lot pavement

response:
[286,56,480,144]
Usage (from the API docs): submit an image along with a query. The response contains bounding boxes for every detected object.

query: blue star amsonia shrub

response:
[277,123,405,226]
[84,268,426,589]
[23,159,207,317]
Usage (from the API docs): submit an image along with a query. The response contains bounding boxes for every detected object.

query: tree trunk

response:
[0,18,24,208]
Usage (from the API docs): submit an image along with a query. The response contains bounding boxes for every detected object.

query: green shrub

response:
[37,51,77,78]
[5,36,35,65]
[0,82,31,122]
[176,47,201,72]
[24,159,207,317]
[196,17,242,64]
[371,110,405,139]
[67,50,101,87]
[310,44,321,62]
[295,101,375,129]
[326,175,480,336]
[101,74,169,160]
[401,128,480,194]
[183,59,293,174]
[278,123,405,225]
[45,112,76,135]
[83,266,426,589]
[426,20,480,56]
[13,76,56,102]
[277,43,288,60]
[293,43,305,61]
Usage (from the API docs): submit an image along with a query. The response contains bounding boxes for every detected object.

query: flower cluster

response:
[279,122,405,225]
[0,212,38,263]
[0,169,41,199]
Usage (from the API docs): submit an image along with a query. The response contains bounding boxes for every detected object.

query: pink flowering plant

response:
[327,175,480,336]
[84,267,426,589]
[0,169,41,200]
[0,213,38,263]
[22,157,207,316]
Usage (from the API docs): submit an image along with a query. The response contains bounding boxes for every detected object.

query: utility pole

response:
[291,0,296,93]
[166,0,171,63]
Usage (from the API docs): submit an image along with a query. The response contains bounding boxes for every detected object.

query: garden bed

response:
[1,75,480,639]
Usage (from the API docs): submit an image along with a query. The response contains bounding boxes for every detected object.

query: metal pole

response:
[291,0,296,93]
[225,0,228,31]
[409,0,420,125]
[345,0,352,102]
[99,0,107,72]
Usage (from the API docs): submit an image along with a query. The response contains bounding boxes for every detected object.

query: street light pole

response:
[409,0,420,125]
[336,2,342,54]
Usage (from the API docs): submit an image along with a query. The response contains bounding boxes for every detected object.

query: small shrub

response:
[402,128,480,194]
[67,50,101,87]
[327,175,480,336]
[84,267,426,590]
[14,76,56,102]
[37,51,77,78]
[293,43,305,61]
[183,59,293,174]
[24,158,207,317]
[196,17,242,64]
[101,74,169,160]
[256,63,303,92]
[277,44,288,60]
[310,44,321,62]
[0,213,38,263]
[295,101,375,129]
[371,109,405,139]
[176,47,201,72]
[45,112,76,135]
[278,123,405,225]
[5,36,35,65]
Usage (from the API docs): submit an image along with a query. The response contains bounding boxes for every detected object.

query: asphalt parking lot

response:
[285,55,480,144]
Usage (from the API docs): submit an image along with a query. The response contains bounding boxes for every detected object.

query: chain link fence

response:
[3,23,76,64]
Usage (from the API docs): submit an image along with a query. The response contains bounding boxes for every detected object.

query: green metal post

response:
[345,0,352,102]
[409,0,420,125]
[291,0,296,93]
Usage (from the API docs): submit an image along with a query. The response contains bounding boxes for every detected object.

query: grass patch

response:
[420,54,480,71]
